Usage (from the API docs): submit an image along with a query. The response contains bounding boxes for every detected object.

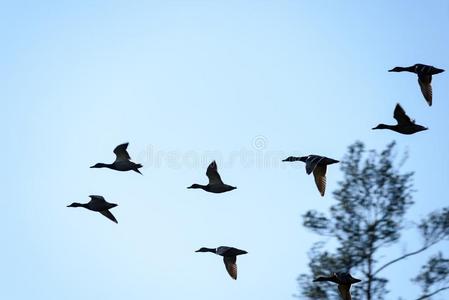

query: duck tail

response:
[134,164,143,175]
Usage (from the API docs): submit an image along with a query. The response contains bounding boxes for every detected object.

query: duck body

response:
[314,272,361,300]
[389,64,444,106]
[67,195,118,223]
[389,64,444,76]
[188,183,236,193]
[112,160,143,172]
[372,123,426,135]
[90,143,143,174]
[282,155,339,196]
[372,103,427,135]
[188,161,236,194]
[314,272,361,285]
[196,246,247,280]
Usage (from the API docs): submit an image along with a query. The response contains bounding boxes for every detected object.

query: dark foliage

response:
[297,141,449,300]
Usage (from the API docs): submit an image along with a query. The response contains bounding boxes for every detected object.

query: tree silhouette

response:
[297,141,449,300]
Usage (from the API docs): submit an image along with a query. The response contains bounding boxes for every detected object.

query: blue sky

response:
[1,1,448,299]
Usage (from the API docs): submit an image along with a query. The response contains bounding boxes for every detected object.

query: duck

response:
[313,272,361,300]
[314,272,361,300]
[195,246,247,280]
[388,64,444,106]
[372,103,427,135]
[187,161,236,193]
[282,155,339,196]
[67,195,118,223]
[90,143,143,174]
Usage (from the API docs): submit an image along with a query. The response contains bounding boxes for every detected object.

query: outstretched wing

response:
[313,165,327,196]
[393,103,412,125]
[89,195,106,203]
[305,156,324,175]
[418,75,432,106]
[99,210,118,223]
[338,284,352,300]
[88,195,114,211]
[114,143,131,161]
[223,256,238,280]
[206,161,224,185]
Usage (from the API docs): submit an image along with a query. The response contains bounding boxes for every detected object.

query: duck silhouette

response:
[187,161,236,193]
[90,143,143,174]
[389,64,444,106]
[67,195,118,223]
[283,155,339,196]
[314,272,361,300]
[372,103,427,135]
[195,246,247,280]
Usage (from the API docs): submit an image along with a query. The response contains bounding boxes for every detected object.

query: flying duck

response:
[313,272,361,300]
[388,64,444,106]
[187,161,236,193]
[372,103,427,135]
[90,143,143,174]
[195,246,247,280]
[67,195,118,223]
[282,155,339,196]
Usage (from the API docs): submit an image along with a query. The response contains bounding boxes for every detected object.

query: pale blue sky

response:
[1,1,448,299]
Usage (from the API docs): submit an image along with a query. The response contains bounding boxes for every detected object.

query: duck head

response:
[388,66,414,72]
[67,202,83,208]
[195,247,216,253]
[187,184,204,189]
[282,156,304,162]
[90,163,109,168]
[388,66,405,72]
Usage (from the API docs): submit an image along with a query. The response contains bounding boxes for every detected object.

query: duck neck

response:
[204,247,217,253]
[190,184,208,190]
[91,163,113,169]
[99,163,113,168]
[398,66,415,72]
[299,156,308,162]
[70,202,89,208]
[373,124,395,130]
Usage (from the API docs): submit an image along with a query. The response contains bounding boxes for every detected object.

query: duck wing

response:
[313,165,327,196]
[393,104,413,126]
[338,284,352,300]
[418,75,433,106]
[206,161,224,185]
[88,195,113,211]
[114,143,131,162]
[305,156,324,175]
[223,256,238,280]
[89,195,106,202]
[99,210,118,223]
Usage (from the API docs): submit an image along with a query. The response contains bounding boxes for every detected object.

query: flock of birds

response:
[66,63,444,300]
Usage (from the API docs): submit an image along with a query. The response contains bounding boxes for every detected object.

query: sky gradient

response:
[1,1,449,299]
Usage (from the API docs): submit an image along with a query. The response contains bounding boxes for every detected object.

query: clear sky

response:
[1,1,448,299]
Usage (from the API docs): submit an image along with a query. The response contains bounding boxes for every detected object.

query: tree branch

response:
[415,286,449,300]
[373,244,434,276]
